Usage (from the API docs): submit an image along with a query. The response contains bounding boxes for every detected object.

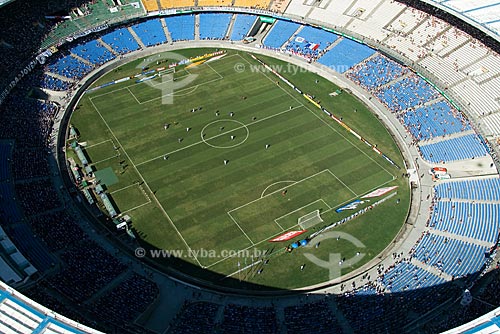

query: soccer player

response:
[231,135,235,140]
[163,155,169,160]
[224,160,228,165]
[178,138,183,143]
[186,127,191,132]
[229,112,234,117]
[265,144,270,149]
[215,111,219,116]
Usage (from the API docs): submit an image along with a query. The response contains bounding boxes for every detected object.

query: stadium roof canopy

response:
[422,0,500,41]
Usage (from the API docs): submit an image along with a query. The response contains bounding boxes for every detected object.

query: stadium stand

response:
[198,0,233,6]
[0,0,500,332]
[262,20,300,49]
[160,0,195,9]
[141,0,159,12]
[164,15,196,41]
[435,178,500,201]
[91,273,159,324]
[428,201,500,244]
[346,54,409,90]
[70,39,115,65]
[230,14,257,41]
[317,38,375,73]
[47,240,127,303]
[131,19,168,47]
[413,233,488,278]
[221,304,278,334]
[233,0,271,9]
[167,301,220,333]
[402,101,471,141]
[380,261,446,292]
[419,134,489,163]
[39,74,73,91]
[285,25,339,59]
[199,13,232,40]
[284,301,342,333]
[47,54,93,80]
[374,75,441,112]
[100,28,140,54]
[0,142,12,181]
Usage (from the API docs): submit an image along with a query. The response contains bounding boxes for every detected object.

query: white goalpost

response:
[298,209,323,230]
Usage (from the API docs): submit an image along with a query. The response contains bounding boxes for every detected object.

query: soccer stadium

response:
[1,0,500,333]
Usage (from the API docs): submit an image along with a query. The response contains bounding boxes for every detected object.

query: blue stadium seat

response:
[100,28,140,54]
[419,134,489,162]
[70,40,115,65]
[263,20,300,49]
[131,19,167,47]
[230,14,256,40]
[199,13,232,40]
[165,15,195,41]
[318,38,375,73]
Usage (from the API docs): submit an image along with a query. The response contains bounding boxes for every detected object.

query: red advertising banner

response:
[269,230,307,242]
[362,186,398,199]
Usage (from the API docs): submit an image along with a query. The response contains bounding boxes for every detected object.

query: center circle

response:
[201,119,250,149]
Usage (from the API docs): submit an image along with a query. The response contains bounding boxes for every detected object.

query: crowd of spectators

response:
[47,239,127,303]
[284,300,341,333]
[91,273,159,324]
[220,304,278,334]
[168,301,220,334]
[28,210,88,252]
[15,179,63,215]
[12,148,51,180]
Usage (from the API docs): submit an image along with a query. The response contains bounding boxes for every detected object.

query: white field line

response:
[136,105,304,167]
[89,98,203,267]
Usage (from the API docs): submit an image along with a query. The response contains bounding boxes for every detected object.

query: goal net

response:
[298,209,323,230]
[157,67,175,77]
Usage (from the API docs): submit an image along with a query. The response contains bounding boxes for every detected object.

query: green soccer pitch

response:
[68,48,411,290]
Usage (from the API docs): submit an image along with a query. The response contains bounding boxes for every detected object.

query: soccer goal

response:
[157,67,175,77]
[298,209,323,230]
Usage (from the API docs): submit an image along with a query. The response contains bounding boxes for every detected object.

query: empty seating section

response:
[100,28,140,54]
[160,0,195,9]
[47,54,92,79]
[39,74,72,91]
[346,55,409,90]
[380,262,445,292]
[233,0,270,9]
[286,25,338,59]
[230,14,256,40]
[413,233,487,277]
[198,0,233,6]
[131,19,167,47]
[0,183,22,224]
[419,134,488,163]
[318,38,375,73]
[168,301,220,333]
[284,301,341,333]
[71,39,115,65]
[165,15,195,41]
[221,305,278,334]
[375,75,440,112]
[199,13,232,40]
[435,178,500,201]
[403,101,471,141]
[141,0,159,12]
[0,142,12,181]
[263,20,300,49]
[428,201,500,243]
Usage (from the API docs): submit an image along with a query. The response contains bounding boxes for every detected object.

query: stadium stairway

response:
[411,258,453,281]
[195,14,200,41]
[69,53,93,67]
[160,17,173,44]
[97,38,120,57]
[225,14,237,40]
[127,27,146,49]
[428,226,493,249]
